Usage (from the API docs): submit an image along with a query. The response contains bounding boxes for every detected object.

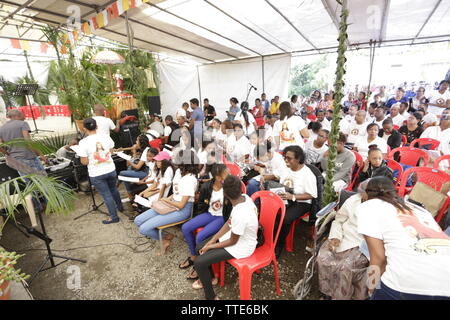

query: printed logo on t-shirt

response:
[173,183,179,195]
[436,98,445,105]
[398,210,450,255]
[93,142,112,165]
[351,128,359,136]
[280,122,295,144]
[211,199,223,212]
[283,177,294,189]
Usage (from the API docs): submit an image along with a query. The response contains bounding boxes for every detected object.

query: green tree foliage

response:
[289,55,329,97]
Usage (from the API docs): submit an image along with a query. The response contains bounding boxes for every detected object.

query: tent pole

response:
[262,56,265,93]
[197,65,202,103]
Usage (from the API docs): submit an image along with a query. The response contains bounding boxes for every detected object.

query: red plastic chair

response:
[387,147,430,167]
[285,212,309,252]
[386,159,403,188]
[434,155,450,171]
[410,138,440,150]
[398,167,450,223]
[226,162,241,177]
[219,191,286,300]
[345,150,364,191]
[401,135,407,147]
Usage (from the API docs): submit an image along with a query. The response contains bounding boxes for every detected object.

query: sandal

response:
[186,268,199,281]
[192,278,218,290]
[179,257,194,269]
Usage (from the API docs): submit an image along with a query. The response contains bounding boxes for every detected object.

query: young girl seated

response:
[355,146,393,188]
[179,164,231,282]
[193,175,258,300]
[133,152,174,217]
[134,149,199,255]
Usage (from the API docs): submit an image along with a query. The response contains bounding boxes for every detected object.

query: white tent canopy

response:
[0,0,449,64]
[0,0,449,114]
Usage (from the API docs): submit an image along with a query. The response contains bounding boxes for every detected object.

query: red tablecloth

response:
[9,105,71,119]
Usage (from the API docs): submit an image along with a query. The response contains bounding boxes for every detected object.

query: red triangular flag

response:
[111,2,119,18]
[130,0,136,8]
[40,42,48,54]
[11,39,21,49]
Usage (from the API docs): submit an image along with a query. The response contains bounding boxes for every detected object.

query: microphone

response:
[249,83,257,90]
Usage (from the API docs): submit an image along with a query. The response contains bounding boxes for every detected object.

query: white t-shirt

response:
[172,173,197,202]
[427,90,450,116]
[163,125,172,137]
[229,136,251,163]
[357,199,450,297]
[420,126,443,141]
[158,166,174,197]
[438,129,450,155]
[345,122,369,144]
[422,113,438,126]
[273,116,307,150]
[219,194,258,259]
[391,114,406,127]
[77,134,116,177]
[235,111,256,135]
[265,151,288,179]
[373,117,386,129]
[318,118,331,131]
[209,189,225,217]
[280,165,317,204]
[305,139,328,164]
[354,135,388,159]
[171,169,182,195]
[92,116,116,136]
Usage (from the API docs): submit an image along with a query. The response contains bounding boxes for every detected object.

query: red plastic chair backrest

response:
[387,147,430,167]
[434,155,450,170]
[386,159,403,186]
[241,181,247,194]
[346,150,364,191]
[251,191,286,251]
[226,162,241,177]
[398,167,450,197]
[410,138,440,151]
[401,135,407,146]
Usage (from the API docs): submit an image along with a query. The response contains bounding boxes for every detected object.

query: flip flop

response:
[186,268,199,281]
[178,257,194,269]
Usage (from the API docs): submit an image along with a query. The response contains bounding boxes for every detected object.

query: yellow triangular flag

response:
[20,40,30,51]
[122,0,130,12]
[97,12,104,28]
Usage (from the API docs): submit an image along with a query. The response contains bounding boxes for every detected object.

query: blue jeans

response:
[372,281,450,300]
[134,202,193,240]
[17,157,46,212]
[90,170,123,220]
[182,212,225,256]
[119,169,148,193]
[246,178,260,197]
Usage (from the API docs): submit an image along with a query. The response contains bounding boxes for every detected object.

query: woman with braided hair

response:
[235,101,257,136]
[357,176,450,300]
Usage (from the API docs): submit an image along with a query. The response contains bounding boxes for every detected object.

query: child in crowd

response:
[355,146,393,189]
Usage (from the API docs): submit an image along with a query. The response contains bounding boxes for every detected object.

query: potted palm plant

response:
[0,139,76,300]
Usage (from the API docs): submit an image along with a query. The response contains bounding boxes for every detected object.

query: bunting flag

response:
[130,0,136,8]
[60,45,68,55]
[82,21,91,35]
[90,16,99,30]
[11,39,21,49]
[73,29,79,42]
[109,2,119,19]
[97,11,105,28]
[135,0,143,6]
[118,0,129,15]
[40,42,49,54]
[102,9,109,27]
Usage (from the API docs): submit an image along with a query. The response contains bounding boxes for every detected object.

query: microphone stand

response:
[245,84,257,103]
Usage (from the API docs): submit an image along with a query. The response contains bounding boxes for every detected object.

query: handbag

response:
[152,200,178,215]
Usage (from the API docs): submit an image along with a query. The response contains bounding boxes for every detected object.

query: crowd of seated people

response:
[51,81,450,300]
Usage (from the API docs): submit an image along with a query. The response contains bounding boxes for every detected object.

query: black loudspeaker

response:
[147,96,161,115]
[123,109,139,119]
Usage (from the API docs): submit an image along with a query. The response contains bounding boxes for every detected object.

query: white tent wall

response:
[0,61,50,87]
[198,54,291,119]
[157,53,291,118]
[157,60,200,117]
